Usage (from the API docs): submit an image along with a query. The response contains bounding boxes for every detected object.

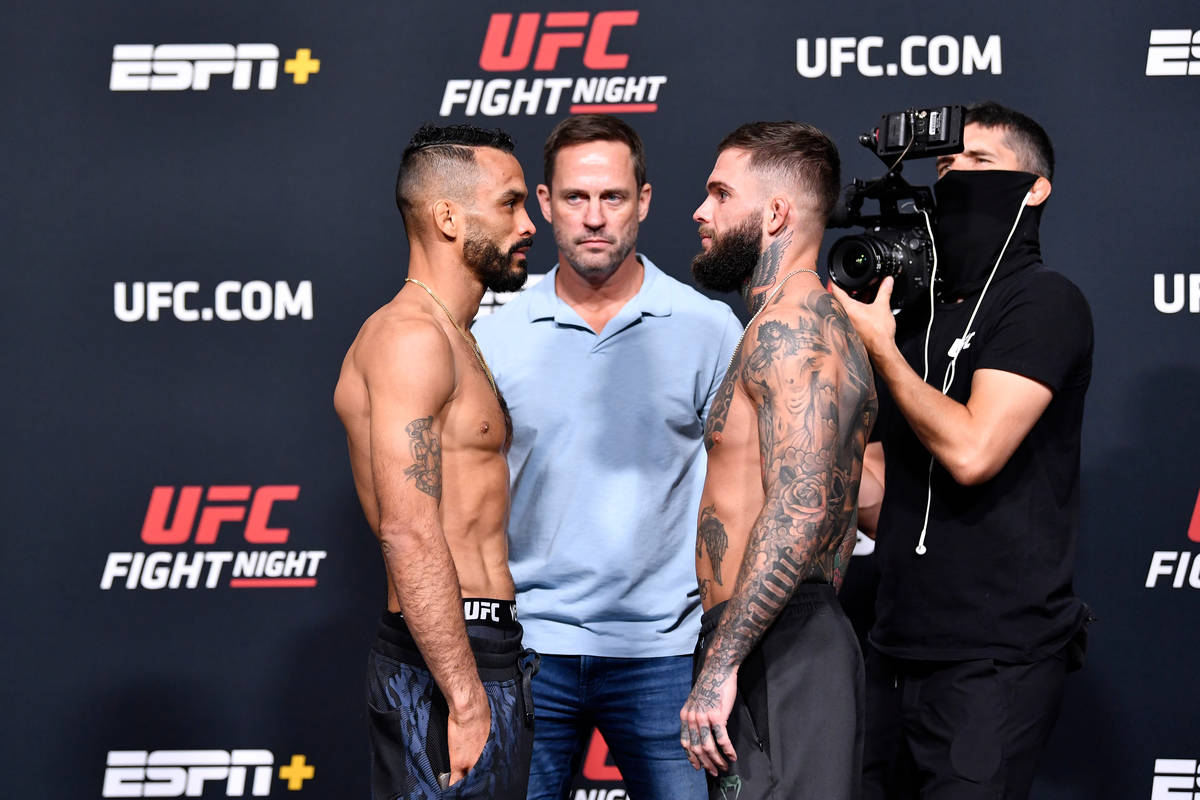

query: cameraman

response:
[831,102,1092,799]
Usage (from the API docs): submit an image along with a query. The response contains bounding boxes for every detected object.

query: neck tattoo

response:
[404,278,501,402]
[743,228,795,314]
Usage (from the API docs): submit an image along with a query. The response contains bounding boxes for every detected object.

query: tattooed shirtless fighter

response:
[682,122,877,800]
[334,124,538,800]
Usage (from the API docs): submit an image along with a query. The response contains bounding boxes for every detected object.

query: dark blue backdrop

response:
[3,2,1198,798]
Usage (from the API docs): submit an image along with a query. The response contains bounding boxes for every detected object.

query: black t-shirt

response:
[870,264,1093,663]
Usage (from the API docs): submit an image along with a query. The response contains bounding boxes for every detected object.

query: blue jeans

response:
[527,654,707,800]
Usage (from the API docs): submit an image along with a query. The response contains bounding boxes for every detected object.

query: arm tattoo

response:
[743,228,794,315]
[402,416,442,499]
[697,505,730,585]
[704,370,737,452]
[702,291,876,671]
[815,292,875,399]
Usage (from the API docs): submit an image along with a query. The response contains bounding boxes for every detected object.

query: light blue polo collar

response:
[525,254,674,329]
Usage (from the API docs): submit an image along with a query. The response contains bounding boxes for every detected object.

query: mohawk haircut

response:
[965,101,1055,180]
[395,124,516,230]
[717,121,841,224]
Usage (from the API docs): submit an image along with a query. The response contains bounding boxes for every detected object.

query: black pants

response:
[862,645,1067,800]
[365,610,538,800]
[695,584,864,800]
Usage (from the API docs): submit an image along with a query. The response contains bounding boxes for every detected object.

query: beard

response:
[463,229,533,293]
[690,215,762,294]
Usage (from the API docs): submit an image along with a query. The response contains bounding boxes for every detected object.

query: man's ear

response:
[536,184,553,224]
[1026,176,1052,207]
[433,199,459,239]
[637,182,652,223]
[765,195,790,237]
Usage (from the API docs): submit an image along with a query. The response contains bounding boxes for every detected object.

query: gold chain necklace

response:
[726,268,819,373]
[404,278,501,401]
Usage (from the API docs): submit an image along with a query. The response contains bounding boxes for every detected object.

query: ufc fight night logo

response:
[796,34,1001,78]
[1144,489,1200,589]
[110,44,320,91]
[439,11,668,117]
[1151,759,1200,799]
[1146,30,1200,76]
[99,486,327,591]
[103,750,315,797]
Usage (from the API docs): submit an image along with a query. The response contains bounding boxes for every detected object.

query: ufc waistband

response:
[376,599,523,682]
[389,597,518,627]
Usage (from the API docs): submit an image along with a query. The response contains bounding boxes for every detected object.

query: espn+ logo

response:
[439,10,667,117]
[110,44,320,91]
[103,750,314,797]
[1146,30,1200,76]
[1152,759,1200,799]
[100,485,327,591]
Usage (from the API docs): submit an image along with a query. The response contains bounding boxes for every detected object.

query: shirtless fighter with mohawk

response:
[335,124,539,800]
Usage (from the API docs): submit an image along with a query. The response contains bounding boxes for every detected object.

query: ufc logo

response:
[479,11,638,72]
[140,485,299,545]
[1190,488,1200,543]
[582,730,622,782]
[1154,274,1200,314]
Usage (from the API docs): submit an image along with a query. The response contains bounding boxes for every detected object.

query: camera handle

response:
[862,166,936,217]
[829,165,935,230]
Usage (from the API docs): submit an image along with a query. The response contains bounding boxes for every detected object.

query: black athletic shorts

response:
[695,584,864,800]
[366,599,539,800]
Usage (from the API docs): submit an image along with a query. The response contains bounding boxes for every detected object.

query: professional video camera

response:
[827,106,964,308]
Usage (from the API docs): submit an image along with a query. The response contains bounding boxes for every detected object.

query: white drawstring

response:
[912,192,1032,556]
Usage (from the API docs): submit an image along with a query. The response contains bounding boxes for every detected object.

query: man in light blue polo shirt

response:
[473,115,741,800]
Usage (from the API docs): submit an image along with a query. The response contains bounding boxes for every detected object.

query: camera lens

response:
[843,243,873,280]
[828,226,932,309]
[828,235,884,292]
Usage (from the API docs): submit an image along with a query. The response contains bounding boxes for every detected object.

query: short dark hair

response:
[395,124,516,228]
[717,121,841,223]
[964,101,1054,180]
[543,114,647,190]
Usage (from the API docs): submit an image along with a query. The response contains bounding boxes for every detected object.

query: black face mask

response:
[933,170,1042,299]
